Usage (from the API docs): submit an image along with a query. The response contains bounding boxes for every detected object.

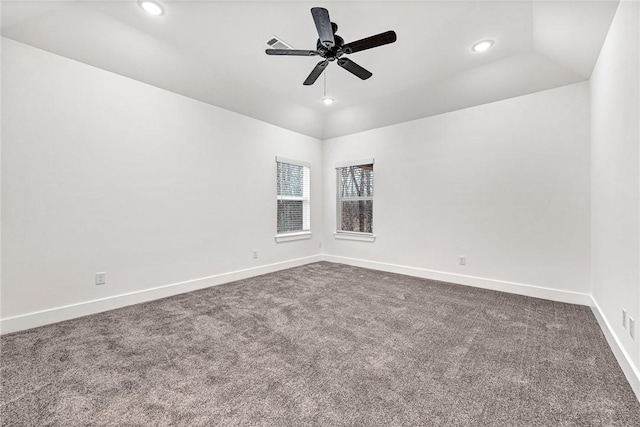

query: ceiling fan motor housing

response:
[317,31,345,60]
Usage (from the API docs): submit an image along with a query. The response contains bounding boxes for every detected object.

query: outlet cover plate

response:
[95,272,106,286]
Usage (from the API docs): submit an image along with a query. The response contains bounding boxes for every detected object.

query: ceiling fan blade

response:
[265,49,319,56]
[303,60,329,85]
[311,7,335,48]
[337,58,372,80]
[343,30,397,54]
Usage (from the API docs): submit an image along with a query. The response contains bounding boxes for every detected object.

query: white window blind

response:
[277,158,310,234]
[337,162,374,233]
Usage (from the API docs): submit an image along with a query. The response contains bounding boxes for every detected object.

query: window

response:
[336,160,374,241]
[276,157,311,242]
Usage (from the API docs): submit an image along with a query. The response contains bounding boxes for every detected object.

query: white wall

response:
[590,0,640,372]
[1,38,323,326]
[323,83,591,301]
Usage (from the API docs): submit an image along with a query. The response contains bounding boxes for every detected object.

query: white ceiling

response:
[1,0,619,139]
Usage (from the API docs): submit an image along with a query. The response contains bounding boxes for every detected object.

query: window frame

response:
[275,156,312,243]
[335,158,376,242]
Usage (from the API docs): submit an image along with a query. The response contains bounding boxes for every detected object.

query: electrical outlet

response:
[459,256,466,266]
[253,250,258,259]
[622,309,627,329]
[95,272,106,286]
[319,242,323,249]
[629,317,635,339]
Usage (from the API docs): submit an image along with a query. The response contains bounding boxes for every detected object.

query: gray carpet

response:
[1,262,639,426]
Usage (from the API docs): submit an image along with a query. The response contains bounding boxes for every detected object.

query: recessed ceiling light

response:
[322,97,335,105]
[139,1,164,16]
[472,40,494,53]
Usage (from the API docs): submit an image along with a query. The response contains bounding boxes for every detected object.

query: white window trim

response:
[276,195,307,201]
[335,158,375,241]
[276,156,311,169]
[335,158,374,169]
[276,156,311,242]
[334,231,376,242]
[275,231,313,243]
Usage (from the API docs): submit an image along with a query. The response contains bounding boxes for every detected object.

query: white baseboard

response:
[590,297,640,401]
[322,255,592,306]
[0,255,323,335]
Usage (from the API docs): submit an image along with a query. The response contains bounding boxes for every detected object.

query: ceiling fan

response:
[265,7,397,86]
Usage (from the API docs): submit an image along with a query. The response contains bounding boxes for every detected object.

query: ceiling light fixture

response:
[472,40,494,53]
[322,97,335,105]
[139,1,164,16]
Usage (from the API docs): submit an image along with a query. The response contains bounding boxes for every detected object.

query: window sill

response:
[334,232,376,242]
[275,231,312,243]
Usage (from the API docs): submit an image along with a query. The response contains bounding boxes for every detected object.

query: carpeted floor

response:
[1,262,639,426]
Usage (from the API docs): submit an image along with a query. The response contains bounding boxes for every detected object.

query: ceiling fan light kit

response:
[265,7,397,86]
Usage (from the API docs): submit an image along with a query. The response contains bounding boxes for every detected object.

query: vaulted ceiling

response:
[1,1,619,139]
